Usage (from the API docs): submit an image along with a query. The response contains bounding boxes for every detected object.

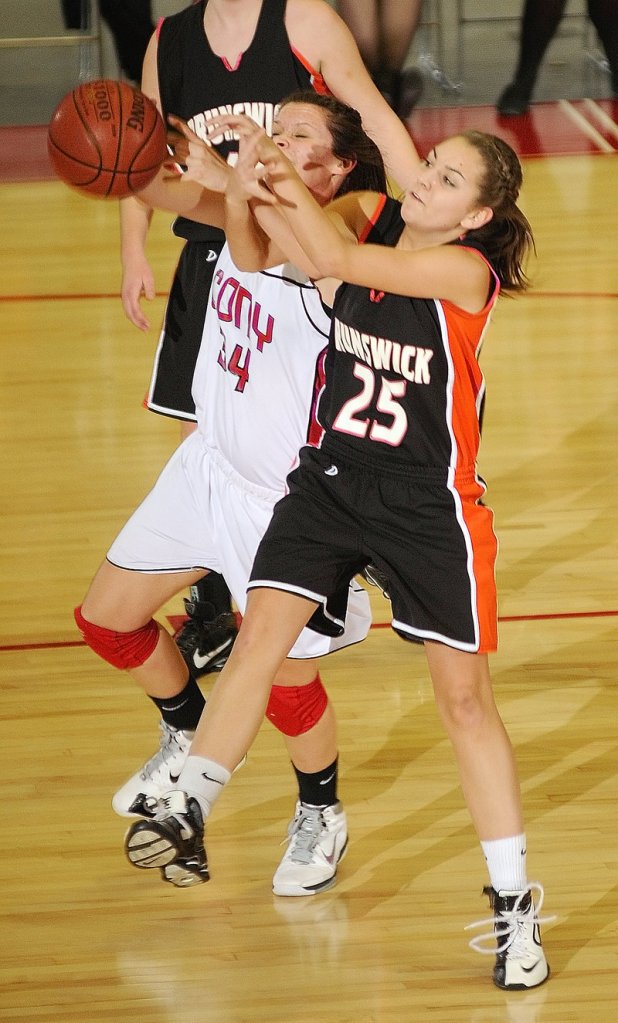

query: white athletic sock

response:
[177,755,231,818]
[481,833,528,892]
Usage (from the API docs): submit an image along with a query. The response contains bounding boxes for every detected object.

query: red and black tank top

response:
[157,0,325,242]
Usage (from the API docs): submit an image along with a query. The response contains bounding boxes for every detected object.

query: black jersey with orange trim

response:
[157,0,326,242]
[317,195,500,480]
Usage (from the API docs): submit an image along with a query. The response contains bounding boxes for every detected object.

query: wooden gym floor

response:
[0,105,617,1021]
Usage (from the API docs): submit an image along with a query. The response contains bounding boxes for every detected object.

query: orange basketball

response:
[47,79,168,198]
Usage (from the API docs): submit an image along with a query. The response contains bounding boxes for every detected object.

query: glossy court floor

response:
[0,3,617,1022]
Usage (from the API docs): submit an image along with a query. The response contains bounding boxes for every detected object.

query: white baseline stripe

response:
[559,99,615,152]
[582,99,618,142]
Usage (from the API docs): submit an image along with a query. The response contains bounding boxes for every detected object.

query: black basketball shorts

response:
[249,444,498,654]
[146,238,224,421]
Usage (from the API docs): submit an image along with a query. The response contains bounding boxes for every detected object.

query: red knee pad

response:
[265,675,328,736]
[74,605,160,669]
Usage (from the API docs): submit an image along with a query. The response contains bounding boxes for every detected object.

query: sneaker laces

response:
[149,789,199,837]
[139,721,190,782]
[282,806,326,865]
[465,882,556,957]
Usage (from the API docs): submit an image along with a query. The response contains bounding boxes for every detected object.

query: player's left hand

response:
[166,115,231,193]
[202,112,289,203]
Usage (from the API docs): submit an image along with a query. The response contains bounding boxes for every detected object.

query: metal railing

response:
[0,0,102,80]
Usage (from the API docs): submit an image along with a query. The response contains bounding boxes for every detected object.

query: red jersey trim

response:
[291,47,329,95]
[451,245,501,312]
[307,348,328,448]
[358,193,387,244]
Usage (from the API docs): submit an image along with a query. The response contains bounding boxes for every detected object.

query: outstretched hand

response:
[166,115,231,193]
[202,112,291,205]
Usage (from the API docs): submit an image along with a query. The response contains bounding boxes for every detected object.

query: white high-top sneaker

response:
[272,801,348,897]
[112,721,193,818]
[467,883,552,990]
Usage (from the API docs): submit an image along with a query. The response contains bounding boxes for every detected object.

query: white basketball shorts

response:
[106,431,371,659]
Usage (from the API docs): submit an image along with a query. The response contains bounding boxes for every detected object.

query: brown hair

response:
[278,91,387,195]
[459,130,535,292]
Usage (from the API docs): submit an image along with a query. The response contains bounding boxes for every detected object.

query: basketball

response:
[47,79,168,198]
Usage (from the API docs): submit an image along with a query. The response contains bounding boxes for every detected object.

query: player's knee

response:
[265,675,328,736]
[74,604,160,669]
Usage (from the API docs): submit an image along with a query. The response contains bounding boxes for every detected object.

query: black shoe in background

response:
[174,600,238,678]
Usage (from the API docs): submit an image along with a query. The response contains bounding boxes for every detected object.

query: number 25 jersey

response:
[318,196,500,481]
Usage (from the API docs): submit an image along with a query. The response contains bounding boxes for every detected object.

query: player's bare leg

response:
[425,641,551,989]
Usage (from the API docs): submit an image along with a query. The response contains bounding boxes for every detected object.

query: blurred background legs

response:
[497,0,618,115]
[60,0,154,84]
[336,0,425,117]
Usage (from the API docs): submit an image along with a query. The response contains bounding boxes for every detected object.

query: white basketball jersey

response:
[193,244,331,491]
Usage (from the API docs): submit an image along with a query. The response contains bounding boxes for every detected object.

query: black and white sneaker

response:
[467,883,552,989]
[174,600,238,678]
[124,790,209,888]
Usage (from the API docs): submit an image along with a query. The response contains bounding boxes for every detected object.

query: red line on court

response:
[530,291,618,300]
[0,293,125,302]
[0,640,87,652]
[2,289,617,303]
[1,609,616,652]
[498,609,618,623]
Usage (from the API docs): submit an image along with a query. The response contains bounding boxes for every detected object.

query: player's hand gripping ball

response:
[47,79,168,198]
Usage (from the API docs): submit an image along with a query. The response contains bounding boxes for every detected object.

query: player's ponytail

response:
[461,130,535,292]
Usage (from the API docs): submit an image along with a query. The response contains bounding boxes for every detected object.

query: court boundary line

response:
[1,608,616,653]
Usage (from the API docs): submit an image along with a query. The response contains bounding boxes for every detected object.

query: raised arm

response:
[286,0,421,189]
